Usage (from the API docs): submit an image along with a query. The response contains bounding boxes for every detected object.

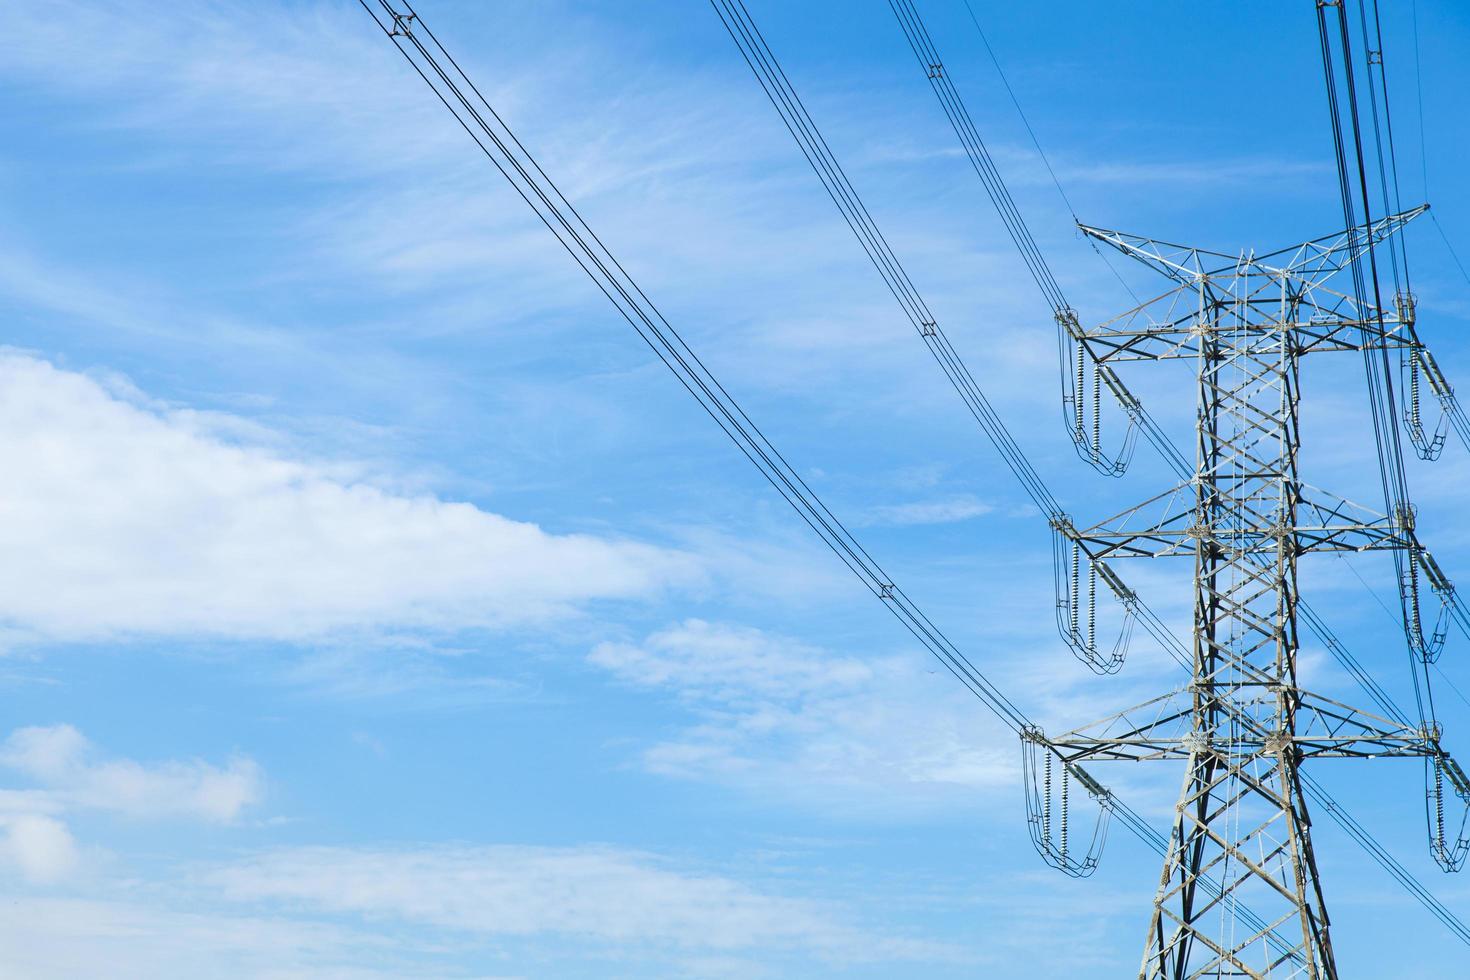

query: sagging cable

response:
[1021,726,1111,878]
[1050,516,1137,675]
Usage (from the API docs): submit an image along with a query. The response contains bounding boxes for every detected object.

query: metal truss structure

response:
[361,0,1470,975]
[1036,210,1469,978]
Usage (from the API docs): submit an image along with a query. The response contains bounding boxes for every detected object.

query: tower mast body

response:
[1144,263,1327,976]
[1049,215,1445,978]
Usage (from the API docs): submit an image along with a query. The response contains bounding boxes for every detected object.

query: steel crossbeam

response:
[1038,211,1446,978]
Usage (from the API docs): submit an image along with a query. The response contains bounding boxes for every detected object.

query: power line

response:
[715,0,1164,682]
[888,0,1470,929]
[706,0,1062,520]
[888,0,1065,313]
[1412,0,1429,202]
[715,0,1433,731]
[355,0,1470,967]
[1404,2,1470,289]
[882,0,1470,966]
[1431,212,1470,288]
[956,0,1143,310]
[357,0,1053,736]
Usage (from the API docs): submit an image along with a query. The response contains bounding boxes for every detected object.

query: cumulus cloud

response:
[590,620,1016,802]
[0,724,265,884]
[0,813,79,884]
[10,727,258,822]
[1,724,262,825]
[0,353,696,641]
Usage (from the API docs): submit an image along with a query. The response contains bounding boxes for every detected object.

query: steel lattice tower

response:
[362,0,1470,972]
[1041,210,1455,979]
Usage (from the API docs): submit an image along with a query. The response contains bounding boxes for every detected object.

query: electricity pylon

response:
[1036,207,1469,979]
[361,0,1470,970]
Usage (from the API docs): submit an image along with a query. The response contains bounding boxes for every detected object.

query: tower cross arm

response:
[1045,687,1449,764]
[1078,204,1428,291]
[1067,482,1411,561]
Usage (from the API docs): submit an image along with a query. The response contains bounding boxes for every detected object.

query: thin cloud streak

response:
[208,843,960,963]
[591,620,1018,805]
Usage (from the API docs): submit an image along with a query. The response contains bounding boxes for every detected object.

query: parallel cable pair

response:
[707,0,1061,519]
[355,0,1033,736]
[885,0,1140,477]
[354,0,1470,954]
[735,0,1470,941]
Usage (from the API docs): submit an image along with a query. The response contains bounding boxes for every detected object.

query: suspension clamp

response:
[1054,307,1083,339]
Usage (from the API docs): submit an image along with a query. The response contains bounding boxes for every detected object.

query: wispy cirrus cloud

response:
[0,840,965,978]
[208,842,958,964]
[0,894,414,980]
[0,0,1056,396]
[590,619,1017,805]
[860,136,1327,189]
[0,0,472,177]
[1045,154,1329,187]
[860,493,995,526]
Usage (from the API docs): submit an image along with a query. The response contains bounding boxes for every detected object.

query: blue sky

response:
[1,0,1469,976]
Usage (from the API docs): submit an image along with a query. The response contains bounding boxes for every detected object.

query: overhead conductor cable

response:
[355,0,1470,951]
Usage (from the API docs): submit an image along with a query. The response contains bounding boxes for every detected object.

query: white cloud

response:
[590,618,872,699]
[0,895,416,980]
[0,724,262,884]
[207,843,947,963]
[0,0,1059,406]
[0,0,469,179]
[1,724,262,824]
[0,842,962,978]
[0,813,79,884]
[590,620,1016,803]
[0,352,696,642]
[213,844,812,947]
[861,494,995,526]
[1031,150,1330,188]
